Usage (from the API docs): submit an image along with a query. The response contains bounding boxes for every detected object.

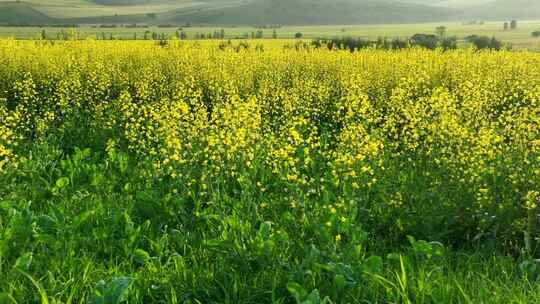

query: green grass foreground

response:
[1,145,540,303]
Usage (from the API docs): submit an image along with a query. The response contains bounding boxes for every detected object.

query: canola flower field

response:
[1,39,540,303]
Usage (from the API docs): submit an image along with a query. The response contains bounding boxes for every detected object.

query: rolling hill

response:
[0,2,53,24]
[402,0,540,19]
[163,0,458,25]
[464,0,540,20]
[0,0,539,26]
[92,0,153,4]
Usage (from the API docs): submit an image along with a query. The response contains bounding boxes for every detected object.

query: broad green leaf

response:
[304,289,321,304]
[287,282,307,303]
[133,249,151,265]
[333,274,346,290]
[55,177,69,189]
[91,276,132,304]
[363,255,383,274]
[14,252,33,271]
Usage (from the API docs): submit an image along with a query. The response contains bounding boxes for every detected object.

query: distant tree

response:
[376,37,390,49]
[465,35,486,48]
[510,20,517,30]
[220,28,226,39]
[157,38,169,47]
[146,13,157,19]
[40,29,46,40]
[440,36,458,50]
[435,26,447,39]
[272,29,278,39]
[180,31,187,40]
[311,38,323,49]
[410,33,439,50]
[532,31,540,38]
[503,22,509,31]
[465,35,503,50]
[144,30,150,40]
[489,36,503,50]
[390,37,408,50]
[294,32,303,39]
[311,37,370,52]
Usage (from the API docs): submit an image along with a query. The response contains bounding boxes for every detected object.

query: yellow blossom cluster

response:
[0,40,539,243]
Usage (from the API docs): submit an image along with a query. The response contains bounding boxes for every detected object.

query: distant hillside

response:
[91,0,152,5]
[165,0,458,25]
[464,0,540,20]
[398,0,479,6]
[0,2,53,25]
[1,0,539,26]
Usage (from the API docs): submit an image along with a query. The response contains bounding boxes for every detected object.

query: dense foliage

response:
[465,35,505,50]
[1,39,540,303]
[311,34,458,52]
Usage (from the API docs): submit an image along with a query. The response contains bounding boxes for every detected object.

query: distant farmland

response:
[1,21,539,50]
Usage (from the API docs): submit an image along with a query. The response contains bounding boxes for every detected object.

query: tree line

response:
[311,34,506,52]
